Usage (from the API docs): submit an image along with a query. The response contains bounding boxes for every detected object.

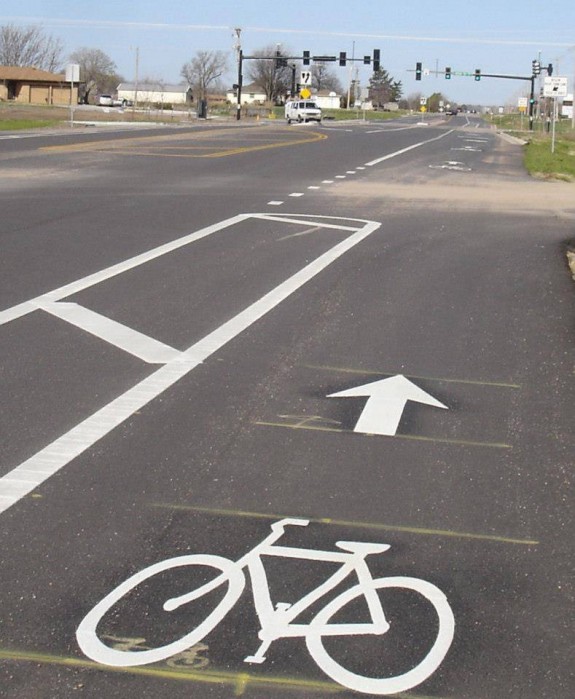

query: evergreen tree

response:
[368,68,402,107]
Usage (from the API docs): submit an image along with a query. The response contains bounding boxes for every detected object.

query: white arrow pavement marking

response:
[328,374,448,437]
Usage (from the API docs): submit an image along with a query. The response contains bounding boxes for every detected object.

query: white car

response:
[285,100,322,124]
[98,94,114,106]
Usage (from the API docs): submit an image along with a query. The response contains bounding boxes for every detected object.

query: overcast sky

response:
[2,1,574,105]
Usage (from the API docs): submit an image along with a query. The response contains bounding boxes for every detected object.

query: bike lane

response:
[1,126,573,699]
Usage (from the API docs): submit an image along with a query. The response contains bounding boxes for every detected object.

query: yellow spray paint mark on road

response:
[0,648,448,698]
[0,648,342,695]
[151,503,539,546]
[255,418,513,450]
[304,364,522,389]
[40,127,327,159]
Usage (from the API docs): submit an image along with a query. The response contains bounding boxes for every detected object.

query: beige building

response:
[0,66,78,105]
[116,82,193,106]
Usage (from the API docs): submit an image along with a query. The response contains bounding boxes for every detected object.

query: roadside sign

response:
[300,71,312,86]
[300,88,311,99]
[420,97,427,106]
[543,77,568,98]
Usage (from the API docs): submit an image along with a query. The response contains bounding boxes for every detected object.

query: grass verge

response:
[488,113,575,181]
[0,118,59,130]
[524,137,575,181]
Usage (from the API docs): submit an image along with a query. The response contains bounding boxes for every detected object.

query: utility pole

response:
[347,41,355,109]
[233,28,242,121]
[133,47,139,112]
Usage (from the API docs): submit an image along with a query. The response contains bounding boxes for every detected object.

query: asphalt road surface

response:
[1,114,574,698]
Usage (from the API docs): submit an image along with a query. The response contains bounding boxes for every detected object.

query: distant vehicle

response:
[113,98,133,107]
[285,100,322,124]
[98,94,114,106]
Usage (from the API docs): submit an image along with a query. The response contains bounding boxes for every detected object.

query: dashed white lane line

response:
[267,130,454,207]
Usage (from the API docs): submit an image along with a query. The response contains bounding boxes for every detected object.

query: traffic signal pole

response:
[413,63,545,131]
[234,49,381,120]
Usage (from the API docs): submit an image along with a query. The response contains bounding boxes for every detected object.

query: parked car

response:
[285,100,322,124]
[113,98,133,107]
[98,94,114,106]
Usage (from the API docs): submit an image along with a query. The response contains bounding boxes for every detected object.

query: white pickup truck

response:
[285,100,322,124]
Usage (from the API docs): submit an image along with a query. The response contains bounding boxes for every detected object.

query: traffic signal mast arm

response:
[235,49,381,121]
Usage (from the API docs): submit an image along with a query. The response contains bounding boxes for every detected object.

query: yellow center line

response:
[40,127,326,158]
[150,503,539,546]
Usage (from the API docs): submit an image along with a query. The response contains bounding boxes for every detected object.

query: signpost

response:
[300,71,312,98]
[543,76,568,98]
[542,76,568,154]
[65,63,80,127]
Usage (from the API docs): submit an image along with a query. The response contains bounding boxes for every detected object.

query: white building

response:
[561,94,573,119]
[117,82,193,105]
[226,83,267,105]
[313,91,342,109]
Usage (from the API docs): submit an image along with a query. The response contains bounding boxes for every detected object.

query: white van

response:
[285,100,322,124]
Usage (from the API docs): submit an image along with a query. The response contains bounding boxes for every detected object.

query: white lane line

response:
[36,301,182,364]
[346,170,357,174]
[0,213,380,515]
[307,186,321,190]
[289,192,305,197]
[0,214,250,327]
[267,200,284,206]
[335,175,346,179]
[322,180,334,184]
[365,129,454,167]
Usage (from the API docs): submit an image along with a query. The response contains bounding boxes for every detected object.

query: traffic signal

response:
[303,50,310,66]
[373,49,380,72]
[474,69,481,81]
[363,55,371,65]
[415,62,422,81]
[547,63,553,76]
[339,52,347,67]
[275,50,287,69]
[532,60,541,76]
[445,67,451,79]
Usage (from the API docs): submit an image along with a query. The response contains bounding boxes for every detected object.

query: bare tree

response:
[181,50,227,102]
[312,63,343,93]
[0,24,63,72]
[69,47,122,103]
[246,45,292,103]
